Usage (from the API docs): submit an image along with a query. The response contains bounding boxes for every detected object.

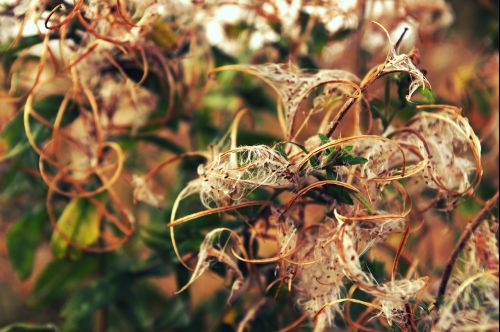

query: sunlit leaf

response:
[50,199,100,259]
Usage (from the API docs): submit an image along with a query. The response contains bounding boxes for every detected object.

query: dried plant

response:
[0,1,498,331]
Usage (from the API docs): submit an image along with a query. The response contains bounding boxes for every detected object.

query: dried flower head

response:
[198,145,295,208]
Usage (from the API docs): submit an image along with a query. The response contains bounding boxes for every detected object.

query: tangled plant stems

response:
[166,25,492,332]
[434,191,499,310]
[0,1,498,331]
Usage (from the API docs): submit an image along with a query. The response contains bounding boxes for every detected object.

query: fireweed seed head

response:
[131,175,164,208]
[370,22,431,101]
[209,63,360,136]
[435,221,499,331]
[175,228,244,296]
[197,145,295,208]
[408,110,481,192]
[293,224,346,324]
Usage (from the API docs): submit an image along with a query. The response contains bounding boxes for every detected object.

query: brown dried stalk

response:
[434,191,499,310]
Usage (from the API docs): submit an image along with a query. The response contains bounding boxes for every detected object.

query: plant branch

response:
[324,97,358,138]
[434,191,499,310]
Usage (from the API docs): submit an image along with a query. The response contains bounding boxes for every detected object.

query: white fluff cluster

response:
[355,218,406,244]
[337,221,428,325]
[352,139,406,180]
[175,228,244,296]
[98,74,157,127]
[84,0,166,41]
[0,0,48,43]
[198,145,294,208]
[215,63,359,136]
[131,175,163,208]
[380,46,430,102]
[434,222,499,331]
[294,227,346,324]
[339,108,482,208]
[403,110,481,196]
[273,211,426,327]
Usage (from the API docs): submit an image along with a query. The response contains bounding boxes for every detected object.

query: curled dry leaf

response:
[210,63,360,137]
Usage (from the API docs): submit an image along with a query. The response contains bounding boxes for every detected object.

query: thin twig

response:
[324,97,358,138]
[404,303,417,332]
[434,191,499,310]
[236,298,266,332]
[394,27,409,52]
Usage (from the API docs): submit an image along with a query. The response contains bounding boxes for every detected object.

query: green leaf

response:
[364,259,386,281]
[153,297,190,330]
[347,287,373,321]
[237,130,280,146]
[323,145,368,168]
[369,99,385,121]
[331,28,354,41]
[273,142,288,160]
[61,260,169,332]
[32,95,79,126]
[274,141,308,155]
[309,156,320,167]
[309,22,328,55]
[7,207,47,280]
[320,170,374,207]
[0,96,78,161]
[235,84,277,111]
[0,35,43,55]
[140,227,170,257]
[338,154,368,165]
[147,21,177,50]
[31,258,96,305]
[211,46,237,67]
[352,192,375,214]
[61,279,120,332]
[191,108,219,149]
[471,87,491,116]
[318,133,330,144]
[0,110,32,161]
[337,146,367,165]
[50,198,100,259]
[327,185,354,205]
[0,323,59,332]
[418,86,436,104]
